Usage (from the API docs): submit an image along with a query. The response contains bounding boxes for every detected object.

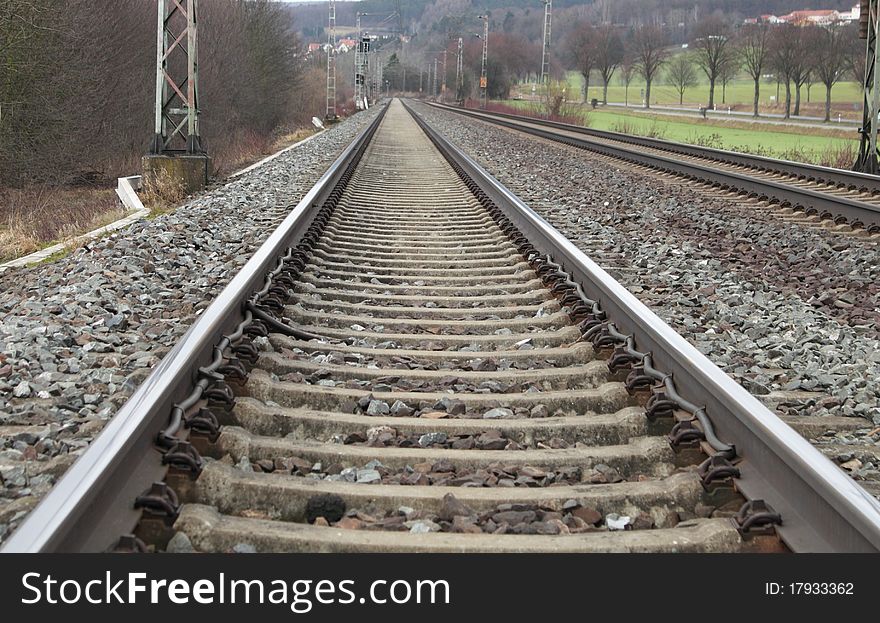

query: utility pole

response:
[377,53,383,102]
[146,0,208,192]
[355,12,369,109]
[479,15,489,109]
[540,0,552,85]
[425,49,449,100]
[355,12,363,108]
[419,64,423,92]
[441,50,448,99]
[857,0,879,173]
[326,0,337,119]
[456,37,464,105]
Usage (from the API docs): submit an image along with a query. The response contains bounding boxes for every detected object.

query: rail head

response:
[405,99,880,552]
[0,106,388,553]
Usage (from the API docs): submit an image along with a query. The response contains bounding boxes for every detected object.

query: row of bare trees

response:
[563,17,858,121]
[1,0,316,189]
[563,22,674,110]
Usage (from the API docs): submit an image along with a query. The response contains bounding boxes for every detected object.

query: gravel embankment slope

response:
[0,110,380,543]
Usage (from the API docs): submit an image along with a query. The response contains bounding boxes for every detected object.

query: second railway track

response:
[4,99,880,553]
[431,102,880,233]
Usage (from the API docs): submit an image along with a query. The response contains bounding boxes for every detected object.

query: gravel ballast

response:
[0,110,380,543]
[412,103,880,479]
[3,101,879,546]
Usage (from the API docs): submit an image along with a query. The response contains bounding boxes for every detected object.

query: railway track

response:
[430,103,880,232]
[4,99,880,553]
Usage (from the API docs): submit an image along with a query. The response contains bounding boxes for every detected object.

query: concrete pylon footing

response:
[142,154,211,195]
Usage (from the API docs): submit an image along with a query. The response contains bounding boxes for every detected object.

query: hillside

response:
[288,0,860,40]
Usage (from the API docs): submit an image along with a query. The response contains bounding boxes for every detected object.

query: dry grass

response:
[1,124,322,262]
[732,141,858,169]
[141,168,188,214]
[611,118,668,139]
[0,187,122,262]
[474,100,592,127]
[268,127,319,153]
[211,127,319,178]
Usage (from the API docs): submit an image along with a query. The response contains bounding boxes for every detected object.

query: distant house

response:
[743,14,782,24]
[839,3,862,21]
[745,8,855,26]
[335,38,357,54]
[778,10,840,25]
[307,43,322,54]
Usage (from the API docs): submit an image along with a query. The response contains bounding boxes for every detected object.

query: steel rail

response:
[404,99,880,552]
[429,103,880,230]
[0,106,388,553]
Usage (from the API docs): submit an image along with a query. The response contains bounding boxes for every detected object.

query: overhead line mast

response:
[145,0,209,194]
[150,0,203,155]
[456,37,464,105]
[355,12,370,109]
[857,0,879,173]
[479,15,489,109]
[326,0,337,119]
[540,0,552,85]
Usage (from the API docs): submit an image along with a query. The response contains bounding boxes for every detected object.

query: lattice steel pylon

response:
[540,1,552,85]
[355,13,364,109]
[856,0,879,173]
[441,50,448,98]
[326,1,337,119]
[355,13,372,110]
[456,37,464,104]
[479,15,489,109]
[150,0,203,155]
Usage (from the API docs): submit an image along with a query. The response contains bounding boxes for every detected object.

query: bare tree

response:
[845,22,866,85]
[594,25,624,105]
[620,57,635,107]
[718,59,738,104]
[631,25,669,109]
[666,54,697,105]
[737,23,769,117]
[691,16,735,110]
[1,0,308,187]
[769,24,802,119]
[767,24,815,118]
[789,29,814,117]
[541,79,568,118]
[565,21,597,102]
[812,24,847,122]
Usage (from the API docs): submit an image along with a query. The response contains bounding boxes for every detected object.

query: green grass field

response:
[517,69,863,120]
[497,99,859,168]
[586,109,857,152]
